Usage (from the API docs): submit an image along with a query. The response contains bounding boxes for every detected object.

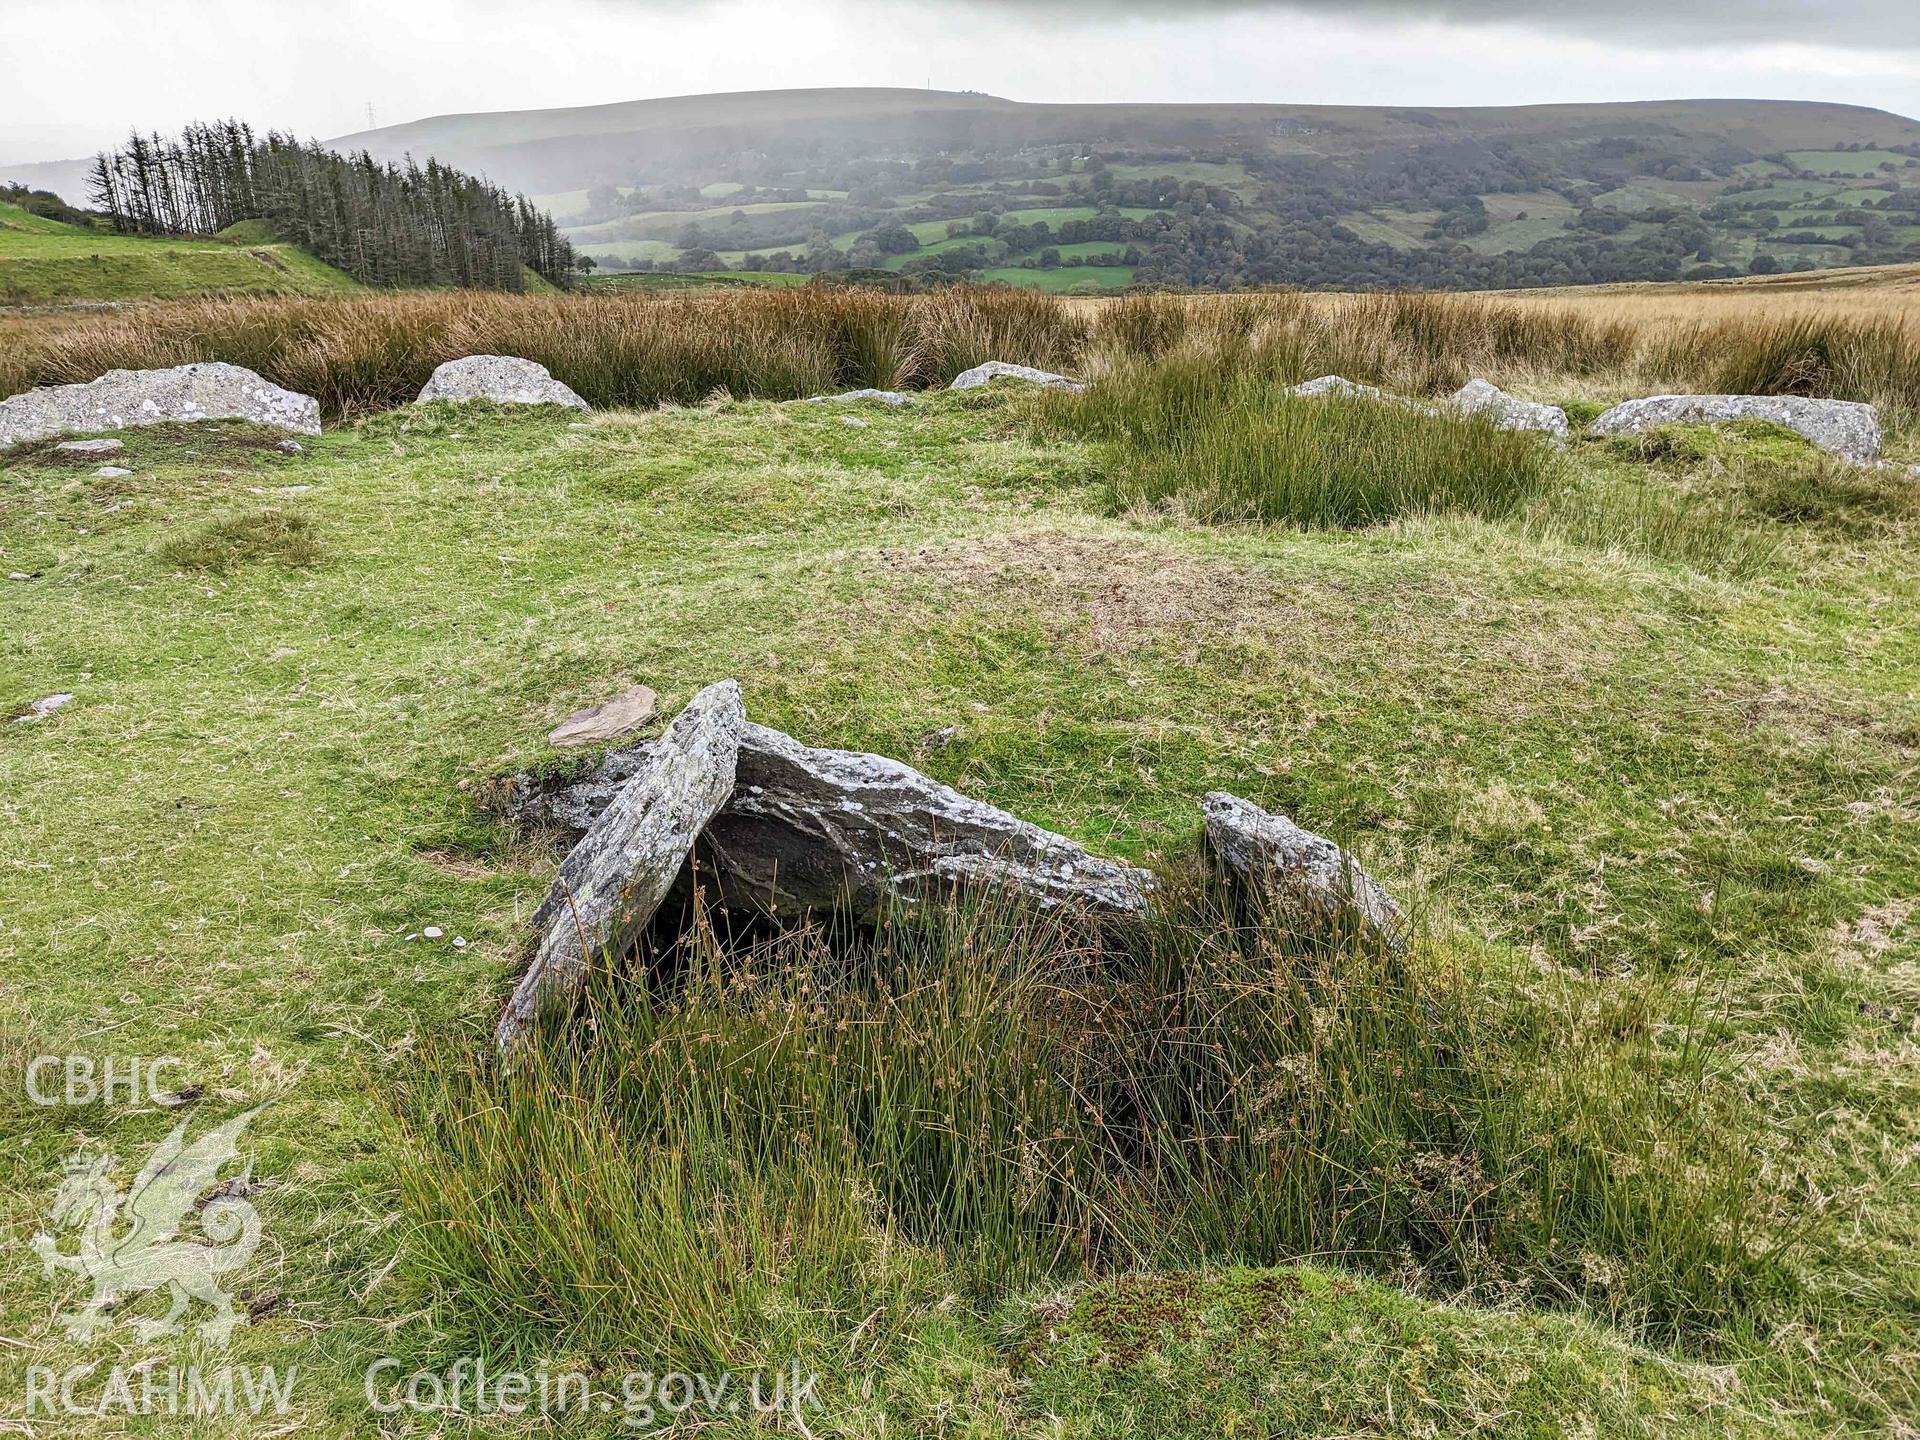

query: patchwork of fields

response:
[534,113,1920,292]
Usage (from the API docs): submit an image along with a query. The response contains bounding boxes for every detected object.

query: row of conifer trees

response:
[88,121,576,291]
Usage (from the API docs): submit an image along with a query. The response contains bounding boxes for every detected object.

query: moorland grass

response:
[1651,312,1920,428]
[155,506,323,573]
[4,343,1919,1437]
[7,284,1920,427]
[404,870,1791,1372]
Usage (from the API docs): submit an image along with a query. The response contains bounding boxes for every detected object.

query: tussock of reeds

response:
[1045,338,1565,528]
[399,869,1794,1368]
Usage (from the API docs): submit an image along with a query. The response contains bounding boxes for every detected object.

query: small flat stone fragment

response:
[800,389,914,407]
[55,438,123,455]
[949,361,1085,394]
[95,466,131,477]
[548,684,660,749]
[15,693,74,723]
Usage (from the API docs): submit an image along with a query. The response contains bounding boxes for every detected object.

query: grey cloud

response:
[943,0,1919,49]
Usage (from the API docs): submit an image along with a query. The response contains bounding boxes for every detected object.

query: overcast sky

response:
[3,0,1916,164]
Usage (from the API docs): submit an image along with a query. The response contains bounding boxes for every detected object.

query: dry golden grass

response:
[1487,261,1920,326]
[5,266,1917,428]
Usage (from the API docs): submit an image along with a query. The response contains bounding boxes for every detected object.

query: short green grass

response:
[979,264,1136,292]
[584,268,813,290]
[1786,149,1916,177]
[2,383,1918,1436]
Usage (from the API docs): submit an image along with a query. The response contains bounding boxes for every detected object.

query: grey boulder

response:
[0,363,320,448]
[950,361,1085,394]
[1591,394,1882,463]
[54,438,124,455]
[1202,792,1404,947]
[1289,375,1440,415]
[496,680,745,1048]
[801,389,914,408]
[1452,379,1569,443]
[417,355,589,411]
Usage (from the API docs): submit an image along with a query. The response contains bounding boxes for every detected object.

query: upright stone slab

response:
[1202,792,1404,947]
[496,681,745,1048]
[1590,394,1881,463]
[0,363,320,448]
[503,720,1152,924]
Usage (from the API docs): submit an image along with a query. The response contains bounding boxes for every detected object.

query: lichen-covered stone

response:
[504,720,1152,924]
[0,363,320,448]
[800,389,914,407]
[949,361,1085,393]
[703,723,1151,920]
[1591,394,1881,463]
[1202,792,1404,947]
[496,681,744,1048]
[1452,379,1569,442]
[416,355,589,411]
[1289,375,1440,415]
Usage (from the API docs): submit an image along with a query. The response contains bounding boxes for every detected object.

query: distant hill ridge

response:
[11,89,1920,294]
[319,89,1920,195]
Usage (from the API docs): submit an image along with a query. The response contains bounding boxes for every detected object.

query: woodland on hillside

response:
[87,121,576,291]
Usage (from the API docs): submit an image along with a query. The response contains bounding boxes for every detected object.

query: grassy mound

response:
[0,205,359,304]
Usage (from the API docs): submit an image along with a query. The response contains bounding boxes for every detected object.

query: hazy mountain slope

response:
[11,90,1920,293]
[323,89,1920,196]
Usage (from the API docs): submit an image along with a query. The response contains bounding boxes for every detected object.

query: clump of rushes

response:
[1047,343,1563,528]
[397,864,1798,1376]
[1651,312,1920,428]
